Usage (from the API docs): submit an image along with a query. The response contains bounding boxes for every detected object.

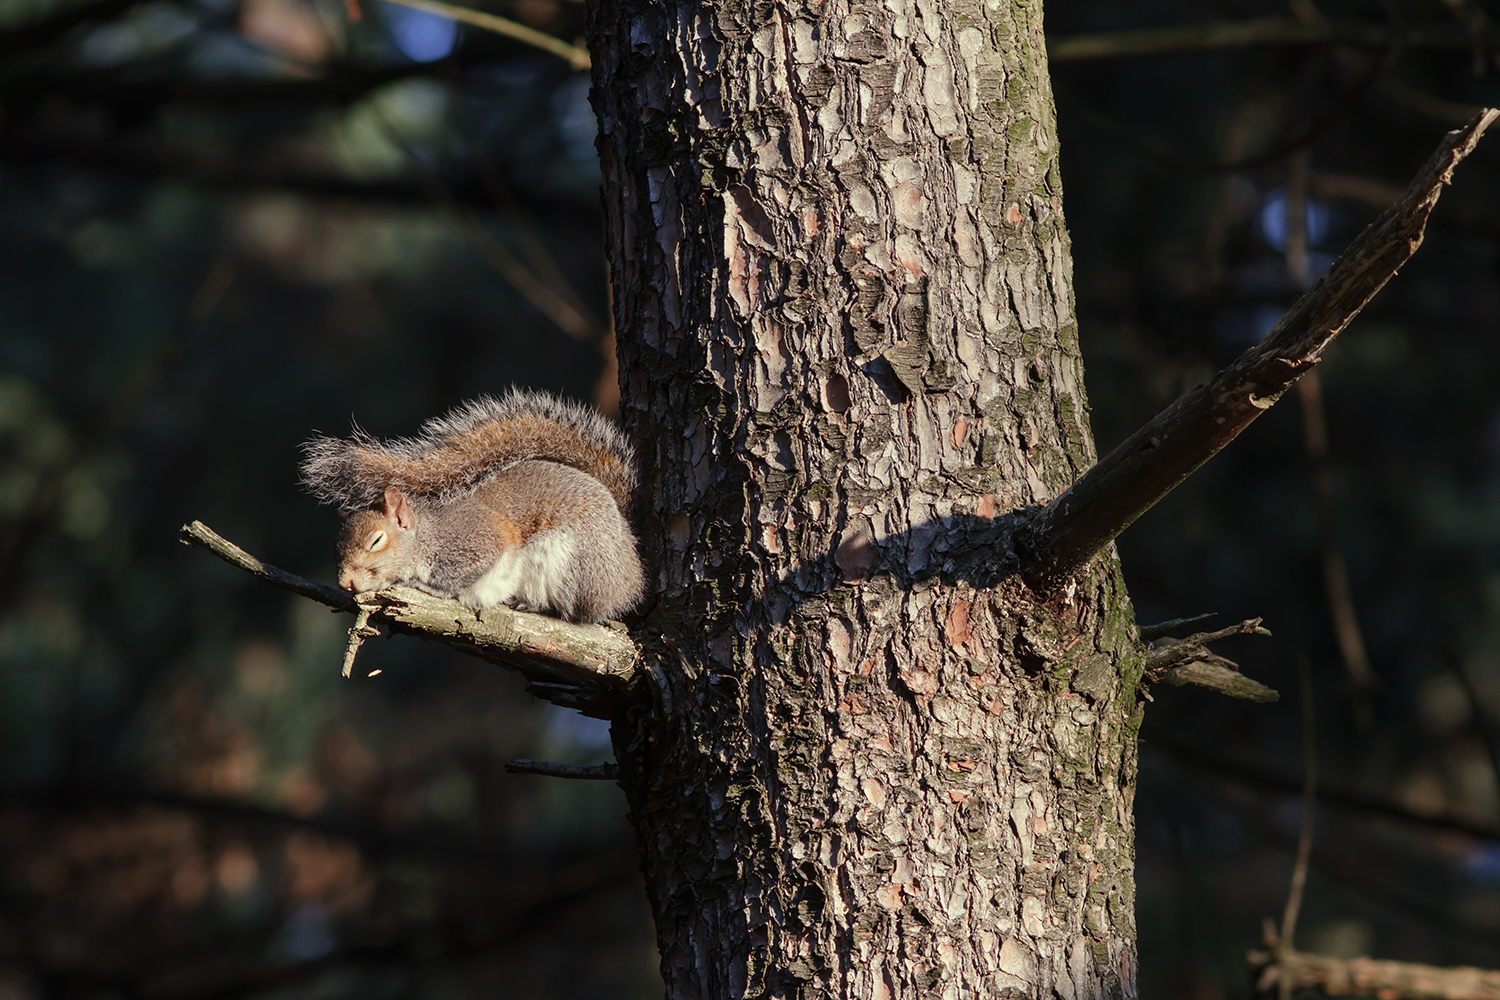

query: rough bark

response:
[587,0,1141,996]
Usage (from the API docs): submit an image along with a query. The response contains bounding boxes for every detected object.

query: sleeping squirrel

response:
[300,390,645,623]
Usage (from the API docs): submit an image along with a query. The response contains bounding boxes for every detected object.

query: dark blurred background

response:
[0,0,1497,996]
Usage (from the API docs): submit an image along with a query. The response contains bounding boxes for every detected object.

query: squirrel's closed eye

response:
[368,531,387,551]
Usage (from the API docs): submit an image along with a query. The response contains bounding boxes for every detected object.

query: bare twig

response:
[341,603,381,678]
[1048,17,1498,63]
[179,521,639,689]
[1138,612,1217,643]
[1142,618,1273,674]
[1250,948,1500,999]
[1299,373,1378,710]
[180,520,356,610]
[1277,659,1318,999]
[504,759,620,780]
[1025,109,1498,590]
[1446,647,1500,799]
[373,115,607,345]
[377,0,590,69]
[1148,733,1500,842]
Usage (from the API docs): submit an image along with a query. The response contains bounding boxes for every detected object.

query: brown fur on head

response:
[336,487,417,593]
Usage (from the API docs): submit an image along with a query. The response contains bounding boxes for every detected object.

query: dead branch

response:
[1142,618,1277,701]
[1143,618,1273,674]
[179,521,639,691]
[504,759,620,780]
[1251,947,1500,999]
[1049,17,1498,63]
[1025,109,1498,590]
[1159,660,1279,702]
[1137,612,1217,643]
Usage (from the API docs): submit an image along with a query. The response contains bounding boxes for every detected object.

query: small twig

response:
[1143,618,1273,674]
[1138,612,1217,643]
[1299,372,1378,713]
[372,115,606,345]
[504,759,620,780]
[1025,110,1498,590]
[180,520,355,611]
[377,0,590,69]
[1277,658,1318,1000]
[1148,733,1500,842]
[341,604,382,678]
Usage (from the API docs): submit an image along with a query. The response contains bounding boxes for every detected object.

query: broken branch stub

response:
[1025,109,1498,591]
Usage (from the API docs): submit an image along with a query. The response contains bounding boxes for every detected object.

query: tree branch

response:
[1048,17,1498,63]
[1251,947,1500,999]
[377,0,590,69]
[0,128,600,221]
[1147,733,1500,842]
[179,521,639,690]
[1142,617,1273,674]
[504,759,620,780]
[1158,660,1280,702]
[1024,109,1498,590]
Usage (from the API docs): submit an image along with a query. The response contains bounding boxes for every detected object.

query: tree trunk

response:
[587,0,1142,995]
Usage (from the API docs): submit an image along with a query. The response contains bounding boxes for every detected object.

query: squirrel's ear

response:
[384,487,415,530]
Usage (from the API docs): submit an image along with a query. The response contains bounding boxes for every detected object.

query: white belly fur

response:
[458,527,578,614]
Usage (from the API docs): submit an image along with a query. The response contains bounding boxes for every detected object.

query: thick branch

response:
[180,521,639,689]
[1025,109,1497,589]
[1049,17,1497,63]
[1251,947,1500,999]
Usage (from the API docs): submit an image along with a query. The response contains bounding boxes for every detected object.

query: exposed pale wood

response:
[1027,110,1498,590]
[1252,948,1500,999]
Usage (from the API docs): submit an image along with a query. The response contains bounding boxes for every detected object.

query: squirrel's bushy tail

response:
[301,390,636,513]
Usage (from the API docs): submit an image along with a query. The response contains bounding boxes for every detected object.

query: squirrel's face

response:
[336,488,416,593]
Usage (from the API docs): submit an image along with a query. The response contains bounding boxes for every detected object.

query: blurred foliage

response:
[1051,0,1500,995]
[1,0,1500,996]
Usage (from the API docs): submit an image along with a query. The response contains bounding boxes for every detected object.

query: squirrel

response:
[300,389,645,624]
